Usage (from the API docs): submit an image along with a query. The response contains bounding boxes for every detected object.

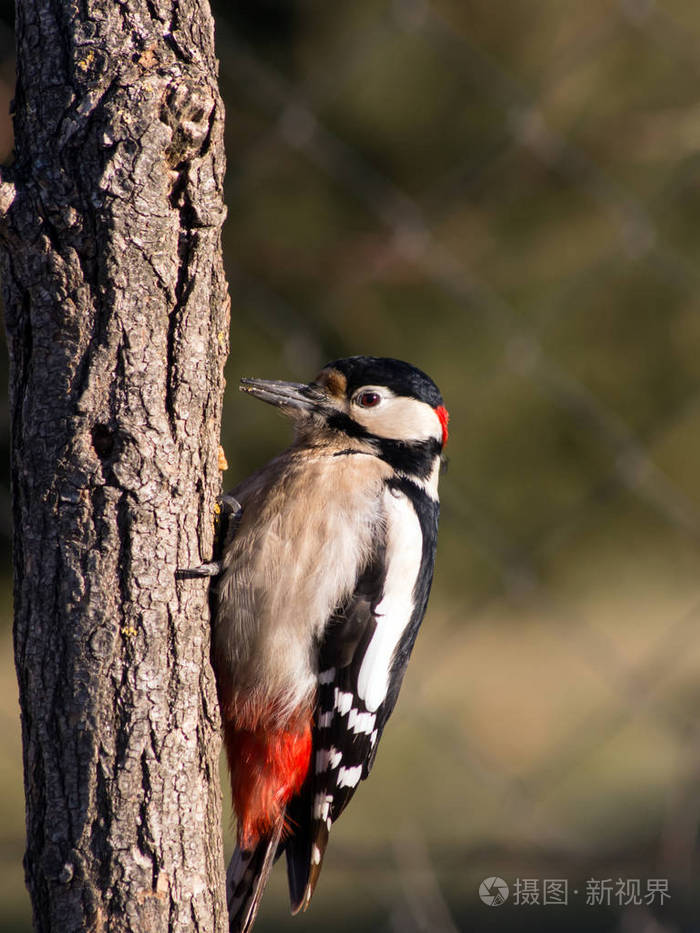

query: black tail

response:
[282,781,330,915]
[227,785,331,930]
[226,817,284,933]
[283,788,312,912]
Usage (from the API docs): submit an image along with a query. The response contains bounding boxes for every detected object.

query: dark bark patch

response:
[91,423,114,460]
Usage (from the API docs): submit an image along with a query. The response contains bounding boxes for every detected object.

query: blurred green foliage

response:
[4,0,700,930]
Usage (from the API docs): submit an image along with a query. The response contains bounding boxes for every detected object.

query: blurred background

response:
[2,0,700,930]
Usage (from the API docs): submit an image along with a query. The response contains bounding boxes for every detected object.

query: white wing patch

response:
[313,792,334,821]
[334,689,354,715]
[347,708,376,735]
[315,745,343,773]
[337,764,363,788]
[357,488,423,712]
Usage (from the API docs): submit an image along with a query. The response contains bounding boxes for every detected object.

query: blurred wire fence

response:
[3,1,700,931]
[210,3,700,931]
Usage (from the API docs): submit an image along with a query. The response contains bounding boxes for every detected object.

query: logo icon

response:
[479,876,509,907]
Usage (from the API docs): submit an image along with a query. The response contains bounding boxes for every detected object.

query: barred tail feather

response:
[282,776,332,914]
[226,816,284,933]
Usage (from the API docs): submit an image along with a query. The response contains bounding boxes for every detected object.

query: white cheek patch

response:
[357,489,422,712]
[353,396,443,443]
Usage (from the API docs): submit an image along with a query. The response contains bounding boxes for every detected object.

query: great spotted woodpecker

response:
[212,356,448,932]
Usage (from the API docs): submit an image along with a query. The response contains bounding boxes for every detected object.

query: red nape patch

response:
[224,718,312,849]
[436,405,449,446]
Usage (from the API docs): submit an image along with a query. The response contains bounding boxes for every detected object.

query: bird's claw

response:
[177,495,242,579]
[176,560,223,579]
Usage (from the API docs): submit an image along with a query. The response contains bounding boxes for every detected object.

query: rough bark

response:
[0,0,230,930]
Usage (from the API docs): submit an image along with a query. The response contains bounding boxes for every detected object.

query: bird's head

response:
[240,356,448,455]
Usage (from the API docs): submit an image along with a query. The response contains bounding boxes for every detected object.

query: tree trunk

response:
[0,1,229,930]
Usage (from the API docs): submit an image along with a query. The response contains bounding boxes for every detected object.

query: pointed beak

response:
[239,377,326,412]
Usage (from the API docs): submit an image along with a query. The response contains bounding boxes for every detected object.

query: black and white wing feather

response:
[283,476,439,910]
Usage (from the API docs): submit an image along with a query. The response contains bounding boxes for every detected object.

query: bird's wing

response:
[284,477,439,911]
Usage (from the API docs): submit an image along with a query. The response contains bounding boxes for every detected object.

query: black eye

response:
[356,391,382,408]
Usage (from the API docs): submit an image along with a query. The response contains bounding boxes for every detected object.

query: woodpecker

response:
[212,356,448,933]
